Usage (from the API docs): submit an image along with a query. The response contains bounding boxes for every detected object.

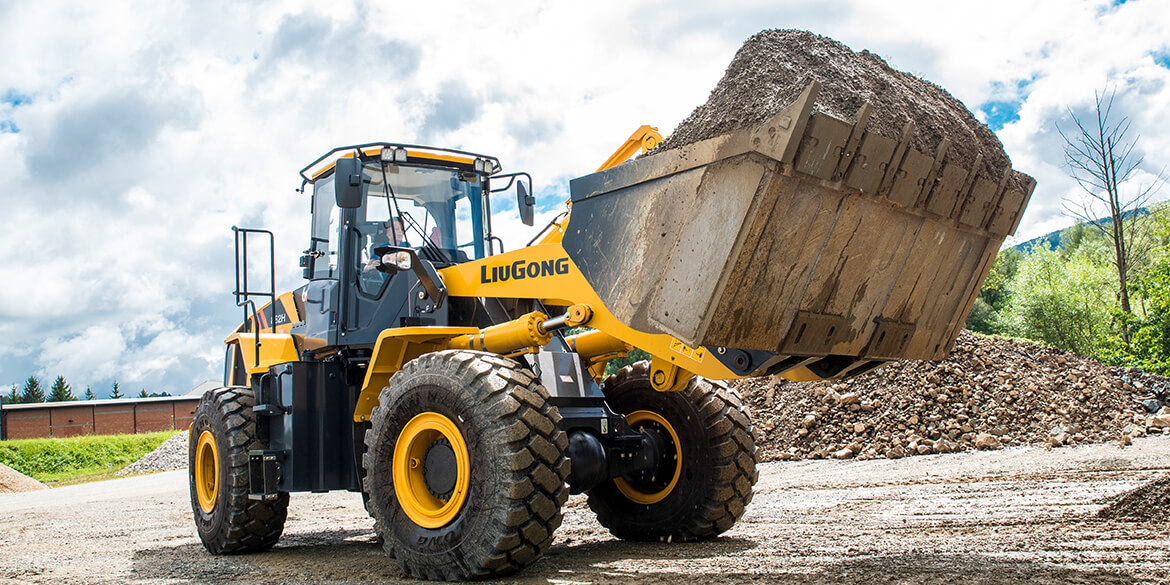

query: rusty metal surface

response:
[563,83,1035,362]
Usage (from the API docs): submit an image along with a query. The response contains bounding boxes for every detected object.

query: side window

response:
[310,176,341,280]
[324,205,340,277]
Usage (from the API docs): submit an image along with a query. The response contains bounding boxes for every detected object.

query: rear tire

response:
[587,361,759,541]
[363,350,570,580]
[189,386,288,554]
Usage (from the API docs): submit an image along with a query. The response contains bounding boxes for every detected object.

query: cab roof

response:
[300,142,502,182]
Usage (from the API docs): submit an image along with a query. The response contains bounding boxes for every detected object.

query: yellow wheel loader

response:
[188,83,1033,580]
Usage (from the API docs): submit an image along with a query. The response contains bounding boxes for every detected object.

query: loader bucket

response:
[563,82,1034,362]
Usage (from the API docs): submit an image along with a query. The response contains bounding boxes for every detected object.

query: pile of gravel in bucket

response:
[656,29,1028,190]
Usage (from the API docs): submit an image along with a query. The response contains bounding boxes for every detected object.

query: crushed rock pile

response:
[117,430,189,476]
[733,330,1170,462]
[1098,475,1170,522]
[0,462,47,493]
[656,29,1029,190]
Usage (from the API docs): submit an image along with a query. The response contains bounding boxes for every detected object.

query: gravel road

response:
[2,437,1169,585]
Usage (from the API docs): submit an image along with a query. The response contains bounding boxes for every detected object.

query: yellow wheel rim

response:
[194,430,220,514]
[614,410,682,505]
[393,412,471,529]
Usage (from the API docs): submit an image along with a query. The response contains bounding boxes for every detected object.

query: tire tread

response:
[190,386,288,554]
[588,362,759,542]
[363,351,569,580]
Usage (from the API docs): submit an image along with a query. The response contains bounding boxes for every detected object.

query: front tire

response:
[587,362,759,541]
[363,351,570,580]
[189,386,288,554]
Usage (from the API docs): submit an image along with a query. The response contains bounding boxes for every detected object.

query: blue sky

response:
[1,0,1169,398]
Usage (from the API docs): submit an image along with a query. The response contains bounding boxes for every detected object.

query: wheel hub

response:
[614,410,682,505]
[626,426,671,485]
[392,411,471,529]
[423,438,457,500]
[194,430,220,514]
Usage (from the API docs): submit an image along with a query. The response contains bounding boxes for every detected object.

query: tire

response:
[354,420,384,545]
[587,361,759,541]
[355,420,374,513]
[189,386,289,554]
[363,350,570,580]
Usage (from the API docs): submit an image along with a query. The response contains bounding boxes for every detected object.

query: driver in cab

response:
[363,217,408,274]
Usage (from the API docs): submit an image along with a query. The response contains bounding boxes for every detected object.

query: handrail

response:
[299,142,503,182]
[237,298,263,368]
[233,227,277,370]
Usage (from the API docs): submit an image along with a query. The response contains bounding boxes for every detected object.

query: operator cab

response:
[294,144,531,348]
[302,144,502,282]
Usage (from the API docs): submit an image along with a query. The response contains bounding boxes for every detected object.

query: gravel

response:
[4,437,1170,584]
[656,29,1031,191]
[117,430,189,476]
[734,330,1168,462]
[1099,475,1170,522]
[0,462,47,493]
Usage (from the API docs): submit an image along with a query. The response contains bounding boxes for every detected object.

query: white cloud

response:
[1,0,1168,395]
[36,325,127,384]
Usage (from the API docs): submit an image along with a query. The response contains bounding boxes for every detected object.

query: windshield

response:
[309,162,486,281]
[363,164,483,258]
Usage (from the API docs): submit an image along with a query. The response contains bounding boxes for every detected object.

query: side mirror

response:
[517,180,535,226]
[334,157,366,209]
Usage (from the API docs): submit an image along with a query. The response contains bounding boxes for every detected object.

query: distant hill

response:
[1010,208,1150,252]
[1011,230,1062,252]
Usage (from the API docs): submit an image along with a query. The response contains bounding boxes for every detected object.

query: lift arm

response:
[596,125,663,172]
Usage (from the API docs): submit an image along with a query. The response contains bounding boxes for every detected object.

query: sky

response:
[1,0,1168,398]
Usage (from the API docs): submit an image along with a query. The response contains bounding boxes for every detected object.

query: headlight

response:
[381,147,408,162]
[382,251,412,271]
[473,158,485,173]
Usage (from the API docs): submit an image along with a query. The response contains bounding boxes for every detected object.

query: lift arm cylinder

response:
[448,312,553,354]
[565,330,631,362]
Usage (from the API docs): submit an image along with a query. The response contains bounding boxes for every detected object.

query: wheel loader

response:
[188,82,1034,580]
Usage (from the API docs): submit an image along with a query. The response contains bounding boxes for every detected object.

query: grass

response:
[0,430,180,485]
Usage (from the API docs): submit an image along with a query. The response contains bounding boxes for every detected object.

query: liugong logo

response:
[480,258,570,283]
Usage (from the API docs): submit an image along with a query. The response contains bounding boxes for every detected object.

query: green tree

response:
[966,248,1021,334]
[84,386,96,400]
[1061,221,1089,258]
[137,389,149,398]
[4,384,18,404]
[1001,245,1115,357]
[48,375,77,401]
[109,380,123,399]
[1109,210,1170,373]
[20,376,45,403]
[1058,89,1166,344]
[1123,262,1170,373]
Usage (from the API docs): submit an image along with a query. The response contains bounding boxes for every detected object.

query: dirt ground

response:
[2,438,1169,585]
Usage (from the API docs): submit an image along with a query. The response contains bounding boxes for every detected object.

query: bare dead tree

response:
[1057,89,1165,344]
